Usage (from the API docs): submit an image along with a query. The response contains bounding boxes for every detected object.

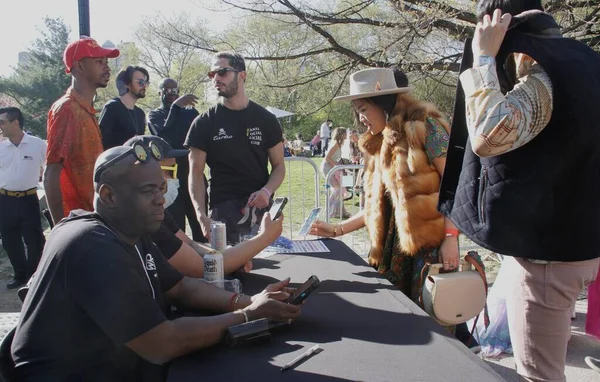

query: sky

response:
[1,0,228,77]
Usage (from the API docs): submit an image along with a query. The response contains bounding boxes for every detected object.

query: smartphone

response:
[268,197,288,220]
[289,275,320,305]
[298,207,322,236]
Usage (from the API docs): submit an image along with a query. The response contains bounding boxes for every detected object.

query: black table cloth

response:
[167,239,503,381]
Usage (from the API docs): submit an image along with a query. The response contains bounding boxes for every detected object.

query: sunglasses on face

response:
[93,142,164,182]
[163,88,180,95]
[207,67,240,79]
[135,79,150,87]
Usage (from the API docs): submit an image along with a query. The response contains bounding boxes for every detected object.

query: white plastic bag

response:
[469,260,513,357]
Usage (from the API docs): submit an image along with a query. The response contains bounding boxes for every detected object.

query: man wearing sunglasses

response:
[147,78,206,242]
[45,37,120,225]
[99,65,149,149]
[124,136,284,279]
[186,52,285,243]
[12,143,301,381]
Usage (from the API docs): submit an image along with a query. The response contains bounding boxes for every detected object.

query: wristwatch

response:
[474,54,494,68]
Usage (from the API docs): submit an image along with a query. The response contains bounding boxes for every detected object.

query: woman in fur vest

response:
[311,68,460,302]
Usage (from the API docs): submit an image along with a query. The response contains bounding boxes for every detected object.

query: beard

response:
[217,75,239,98]
[132,89,146,99]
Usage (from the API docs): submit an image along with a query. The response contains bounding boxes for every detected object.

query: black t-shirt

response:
[99,98,146,149]
[148,105,199,183]
[150,209,183,260]
[12,211,184,382]
[147,105,198,151]
[184,101,283,205]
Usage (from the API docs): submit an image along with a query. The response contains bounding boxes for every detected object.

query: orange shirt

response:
[46,87,103,216]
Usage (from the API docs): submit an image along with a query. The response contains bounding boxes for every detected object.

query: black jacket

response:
[439,12,600,261]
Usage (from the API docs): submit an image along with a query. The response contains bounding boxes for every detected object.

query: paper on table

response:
[286,240,330,253]
[259,240,330,256]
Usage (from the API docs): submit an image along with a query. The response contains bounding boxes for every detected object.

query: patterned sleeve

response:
[459,53,553,157]
[46,105,75,165]
[425,117,449,161]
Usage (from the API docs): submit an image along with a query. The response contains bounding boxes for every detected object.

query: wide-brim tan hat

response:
[334,68,412,102]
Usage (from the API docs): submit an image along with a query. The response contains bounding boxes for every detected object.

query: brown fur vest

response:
[360,95,449,267]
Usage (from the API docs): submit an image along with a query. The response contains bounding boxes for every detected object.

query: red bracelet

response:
[445,228,460,237]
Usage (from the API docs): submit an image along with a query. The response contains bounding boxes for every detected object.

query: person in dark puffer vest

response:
[438,1,600,381]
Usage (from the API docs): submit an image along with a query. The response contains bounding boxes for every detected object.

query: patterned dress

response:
[373,117,450,303]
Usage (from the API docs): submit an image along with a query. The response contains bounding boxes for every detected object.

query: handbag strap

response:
[465,251,491,329]
[418,262,441,307]
[418,262,430,308]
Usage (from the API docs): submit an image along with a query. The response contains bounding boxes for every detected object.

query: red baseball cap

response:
[63,37,120,74]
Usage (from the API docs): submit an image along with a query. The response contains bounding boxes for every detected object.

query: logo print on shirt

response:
[145,253,157,271]
[213,127,233,141]
[23,155,33,160]
[247,127,263,146]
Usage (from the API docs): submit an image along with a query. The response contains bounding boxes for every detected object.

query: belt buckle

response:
[14,191,24,198]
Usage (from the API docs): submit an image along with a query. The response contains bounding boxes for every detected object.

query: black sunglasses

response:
[163,88,180,95]
[207,67,240,79]
[94,142,164,182]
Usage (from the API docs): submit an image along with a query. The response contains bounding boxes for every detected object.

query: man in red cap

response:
[43,37,119,224]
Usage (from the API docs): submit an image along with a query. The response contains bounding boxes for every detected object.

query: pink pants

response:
[587,267,600,339]
[505,257,600,382]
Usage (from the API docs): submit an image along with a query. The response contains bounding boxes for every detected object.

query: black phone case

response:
[290,276,320,305]
[271,197,288,220]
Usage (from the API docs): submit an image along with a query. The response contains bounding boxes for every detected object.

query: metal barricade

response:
[324,164,370,256]
[274,158,370,256]
[278,157,320,240]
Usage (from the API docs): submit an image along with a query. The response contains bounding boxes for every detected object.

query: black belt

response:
[0,188,37,198]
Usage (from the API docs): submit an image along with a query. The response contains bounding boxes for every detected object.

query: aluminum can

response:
[210,221,227,251]
[204,250,224,288]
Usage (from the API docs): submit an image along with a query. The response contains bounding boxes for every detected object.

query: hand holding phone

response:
[269,197,288,220]
[289,275,320,305]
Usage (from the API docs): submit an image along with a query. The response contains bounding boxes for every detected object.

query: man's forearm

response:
[130,312,246,365]
[171,277,251,312]
[43,164,64,224]
[181,232,268,275]
[189,173,207,217]
[170,313,244,354]
[264,162,285,194]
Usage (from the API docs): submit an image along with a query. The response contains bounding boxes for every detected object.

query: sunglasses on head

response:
[94,142,164,182]
[161,163,179,179]
[135,79,150,87]
[163,88,180,95]
[207,67,240,79]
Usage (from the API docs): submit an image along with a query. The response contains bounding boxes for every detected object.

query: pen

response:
[280,344,321,372]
